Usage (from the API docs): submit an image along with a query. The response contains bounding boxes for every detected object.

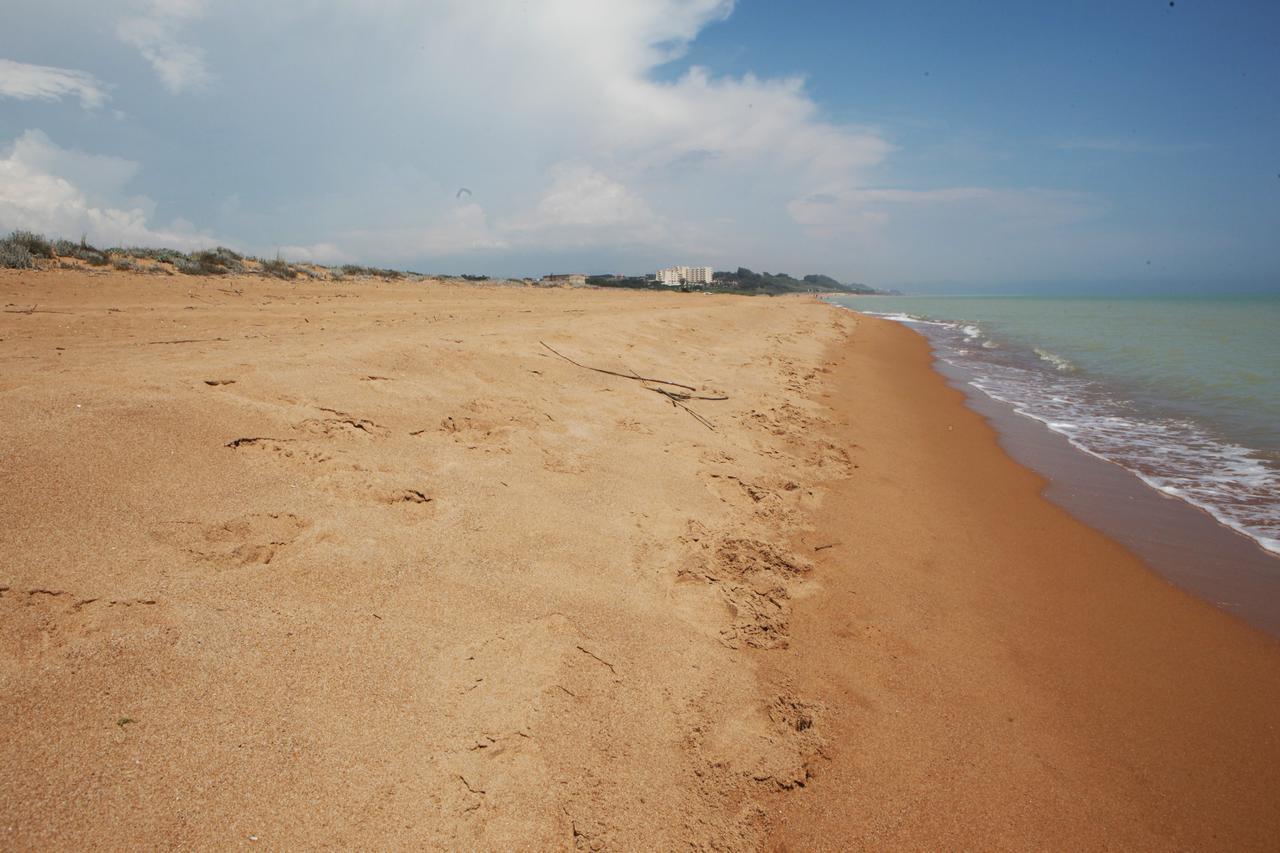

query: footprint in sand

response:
[693,692,826,791]
[678,534,812,650]
[296,414,390,440]
[0,587,162,662]
[153,512,310,568]
[225,437,336,466]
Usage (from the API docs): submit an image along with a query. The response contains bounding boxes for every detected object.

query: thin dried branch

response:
[540,341,697,392]
[646,388,729,402]
[647,381,717,431]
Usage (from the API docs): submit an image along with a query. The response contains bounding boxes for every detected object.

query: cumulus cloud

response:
[260,0,894,263]
[329,164,691,261]
[0,59,109,108]
[117,0,211,93]
[3,0,1107,282]
[276,243,350,264]
[497,164,666,248]
[337,203,509,262]
[0,130,218,249]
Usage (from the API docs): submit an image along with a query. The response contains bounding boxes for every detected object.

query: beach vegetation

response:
[340,264,406,279]
[187,247,245,275]
[7,230,55,259]
[51,236,110,266]
[119,247,192,265]
[0,237,36,269]
[259,256,298,279]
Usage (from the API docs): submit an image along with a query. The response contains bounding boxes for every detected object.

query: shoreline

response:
[840,305,1280,637]
[832,296,1280,564]
[770,312,1280,849]
[933,352,1280,637]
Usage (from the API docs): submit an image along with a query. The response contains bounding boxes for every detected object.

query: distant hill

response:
[799,274,877,294]
[713,268,877,295]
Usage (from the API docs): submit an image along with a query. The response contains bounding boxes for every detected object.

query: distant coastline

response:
[0,229,896,298]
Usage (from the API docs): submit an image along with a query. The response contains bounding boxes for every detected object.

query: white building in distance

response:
[655,265,713,286]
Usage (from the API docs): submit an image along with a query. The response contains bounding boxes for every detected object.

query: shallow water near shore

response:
[831,294,1280,555]
[829,294,1280,634]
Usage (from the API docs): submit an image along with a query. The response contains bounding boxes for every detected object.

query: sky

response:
[1,0,1277,291]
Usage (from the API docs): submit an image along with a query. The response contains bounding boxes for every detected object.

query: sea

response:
[828,294,1280,564]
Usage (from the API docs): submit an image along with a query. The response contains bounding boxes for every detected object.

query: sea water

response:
[828,294,1280,557]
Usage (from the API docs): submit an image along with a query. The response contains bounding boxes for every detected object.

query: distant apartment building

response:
[540,273,587,287]
[655,265,713,286]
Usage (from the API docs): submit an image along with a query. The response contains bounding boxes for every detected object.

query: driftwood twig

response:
[146,337,230,345]
[540,341,697,391]
[641,375,717,431]
[645,388,728,402]
[3,304,72,315]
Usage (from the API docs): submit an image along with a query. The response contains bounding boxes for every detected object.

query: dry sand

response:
[1,270,850,849]
[1,269,1278,850]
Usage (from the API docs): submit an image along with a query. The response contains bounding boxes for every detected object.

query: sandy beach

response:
[2,269,1279,849]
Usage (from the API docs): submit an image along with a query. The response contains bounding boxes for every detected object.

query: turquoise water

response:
[829,294,1280,554]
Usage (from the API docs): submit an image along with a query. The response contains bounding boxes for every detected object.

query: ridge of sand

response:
[0,270,852,849]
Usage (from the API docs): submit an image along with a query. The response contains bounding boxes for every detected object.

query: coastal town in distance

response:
[542,264,889,294]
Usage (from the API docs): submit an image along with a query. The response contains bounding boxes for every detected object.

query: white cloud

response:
[496,163,667,249]
[332,165,679,260]
[270,0,895,264]
[1,0,1116,283]
[276,243,349,264]
[0,129,218,249]
[336,203,509,262]
[0,59,109,109]
[117,0,211,93]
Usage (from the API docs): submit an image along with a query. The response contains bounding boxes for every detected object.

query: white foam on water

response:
[846,304,1280,557]
[1034,347,1076,373]
[860,310,954,328]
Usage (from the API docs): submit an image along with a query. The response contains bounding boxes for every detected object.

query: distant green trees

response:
[712,268,875,294]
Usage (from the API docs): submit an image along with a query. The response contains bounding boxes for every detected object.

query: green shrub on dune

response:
[259,257,298,279]
[7,231,55,259]
[0,238,35,269]
[184,247,245,275]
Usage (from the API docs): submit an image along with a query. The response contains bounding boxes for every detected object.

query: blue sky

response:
[1,1,1277,291]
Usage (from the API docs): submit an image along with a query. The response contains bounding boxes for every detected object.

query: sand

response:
[766,316,1280,850]
[2,269,1278,850]
[1,269,852,849]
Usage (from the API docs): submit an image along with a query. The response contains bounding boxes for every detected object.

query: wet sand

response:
[768,315,1280,850]
[937,353,1280,638]
[2,270,1278,849]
